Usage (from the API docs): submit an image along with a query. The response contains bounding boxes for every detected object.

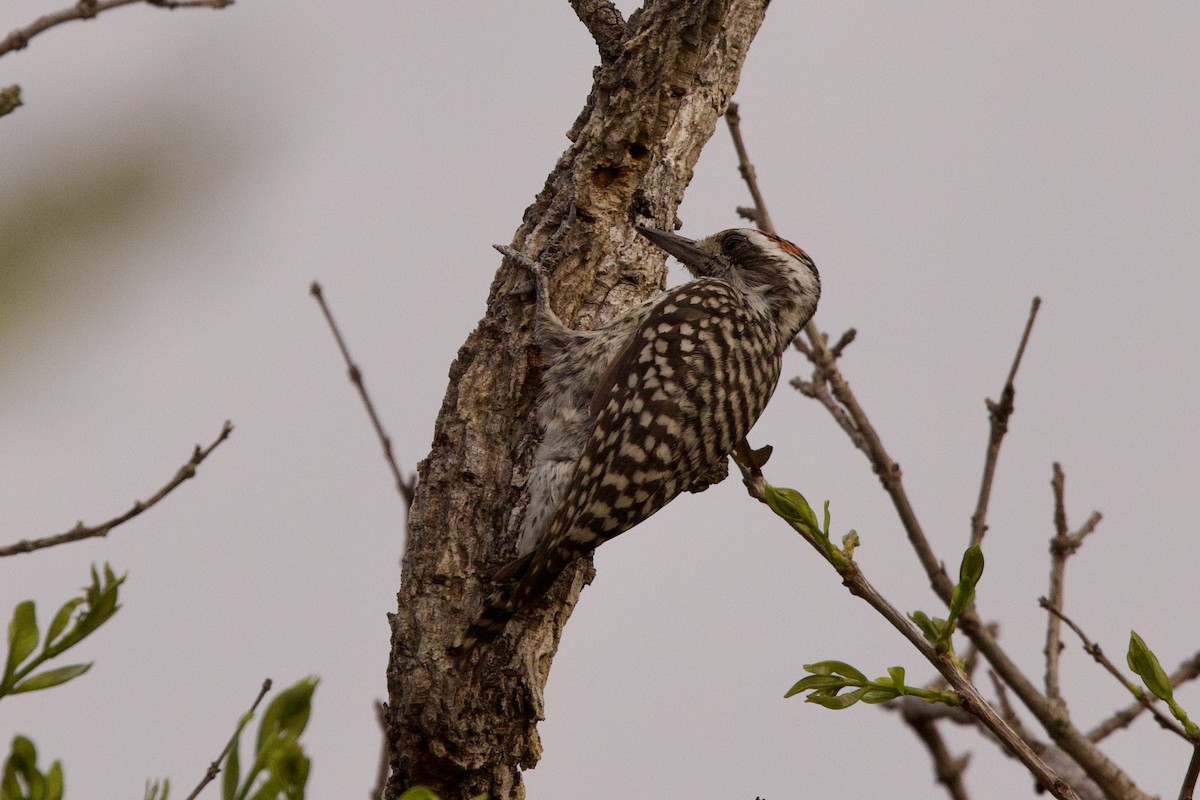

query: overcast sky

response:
[2,2,1198,798]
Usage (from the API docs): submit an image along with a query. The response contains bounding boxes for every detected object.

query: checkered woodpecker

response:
[459,225,821,655]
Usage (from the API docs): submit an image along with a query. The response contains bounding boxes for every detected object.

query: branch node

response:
[830,328,857,358]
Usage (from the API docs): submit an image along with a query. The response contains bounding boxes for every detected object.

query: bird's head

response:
[635,225,821,350]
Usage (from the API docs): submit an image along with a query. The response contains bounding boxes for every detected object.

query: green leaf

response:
[145,778,170,800]
[909,611,945,642]
[223,731,241,800]
[9,735,36,768]
[948,582,975,620]
[784,675,843,698]
[1126,631,1200,738]
[4,735,46,799]
[44,760,64,800]
[805,687,866,710]
[246,773,286,800]
[44,599,83,652]
[1127,631,1174,704]
[11,663,92,694]
[858,687,900,704]
[5,602,39,684]
[803,661,868,683]
[256,678,318,755]
[949,545,984,619]
[959,544,984,584]
[397,788,444,800]
[78,568,124,636]
[886,666,906,689]
[763,485,818,531]
[266,741,309,788]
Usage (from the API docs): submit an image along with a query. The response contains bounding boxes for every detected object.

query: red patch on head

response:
[763,232,810,260]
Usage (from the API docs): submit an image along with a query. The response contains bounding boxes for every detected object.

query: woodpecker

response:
[459,225,821,656]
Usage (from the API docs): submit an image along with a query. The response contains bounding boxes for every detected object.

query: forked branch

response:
[1043,462,1101,703]
[724,103,1153,800]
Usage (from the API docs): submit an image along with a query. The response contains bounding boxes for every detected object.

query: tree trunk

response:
[384,3,769,797]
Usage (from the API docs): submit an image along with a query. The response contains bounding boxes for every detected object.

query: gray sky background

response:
[2,2,1198,798]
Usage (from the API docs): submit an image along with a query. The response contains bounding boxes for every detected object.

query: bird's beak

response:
[635,225,719,276]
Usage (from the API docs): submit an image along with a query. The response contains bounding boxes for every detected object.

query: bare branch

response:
[987,673,1107,800]
[788,372,866,450]
[0,420,233,558]
[1043,463,1101,703]
[1090,650,1200,742]
[310,282,417,511]
[184,678,273,800]
[0,0,233,60]
[568,0,625,64]
[969,297,1041,548]
[740,470,1082,800]
[894,701,973,800]
[829,327,857,359]
[724,102,774,233]
[372,701,389,800]
[728,105,1153,800]
[902,710,974,800]
[1180,745,1200,800]
[1040,599,1189,741]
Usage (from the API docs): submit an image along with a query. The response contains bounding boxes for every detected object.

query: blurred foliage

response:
[0,150,164,335]
[1,735,62,800]
[0,107,240,366]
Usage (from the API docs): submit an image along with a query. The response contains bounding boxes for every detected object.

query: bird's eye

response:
[721,233,747,254]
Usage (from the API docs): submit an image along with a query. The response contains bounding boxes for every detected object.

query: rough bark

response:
[384,3,770,798]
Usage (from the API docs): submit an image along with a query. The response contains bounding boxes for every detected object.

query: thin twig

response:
[969,297,1041,548]
[310,282,417,510]
[724,102,774,233]
[1090,651,1200,742]
[184,678,272,800]
[0,0,232,59]
[896,705,972,800]
[1180,745,1200,800]
[988,671,1028,738]
[909,719,972,800]
[987,673,1105,800]
[568,0,625,64]
[1040,599,1188,741]
[829,328,857,359]
[0,420,233,558]
[727,104,1152,800]
[372,701,389,800]
[741,470,1080,800]
[1043,463,1102,703]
